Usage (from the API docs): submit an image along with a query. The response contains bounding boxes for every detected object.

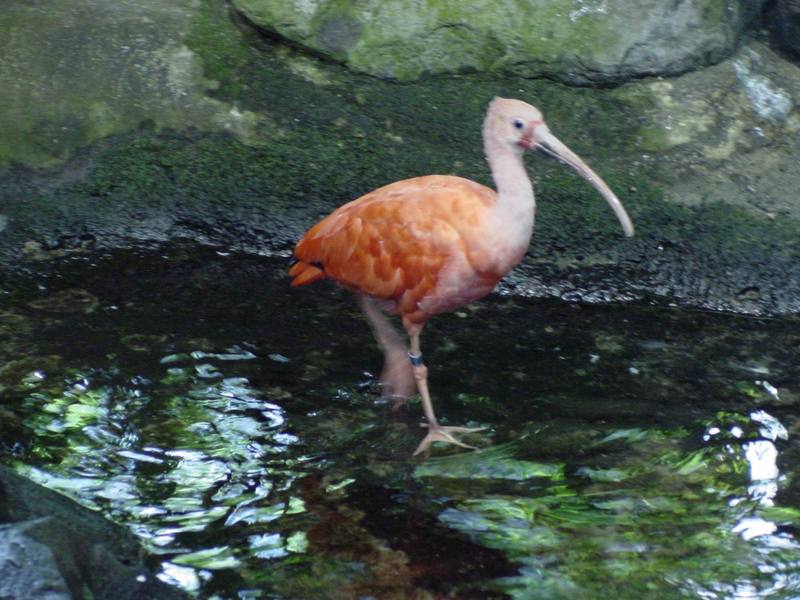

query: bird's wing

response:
[291,175,495,312]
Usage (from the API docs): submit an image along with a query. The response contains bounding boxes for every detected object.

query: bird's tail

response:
[288,260,325,287]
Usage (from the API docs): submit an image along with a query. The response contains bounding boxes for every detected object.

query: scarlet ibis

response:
[290,98,634,455]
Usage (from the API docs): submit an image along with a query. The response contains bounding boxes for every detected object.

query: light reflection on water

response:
[15,350,313,588]
[1,247,800,599]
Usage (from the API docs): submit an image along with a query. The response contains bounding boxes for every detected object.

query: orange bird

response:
[290,98,634,455]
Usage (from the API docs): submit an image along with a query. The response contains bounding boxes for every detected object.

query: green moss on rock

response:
[0,0,265,168]
[1,0,798,316]
[232,0,757,84]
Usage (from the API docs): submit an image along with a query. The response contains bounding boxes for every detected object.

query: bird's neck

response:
[485,139,535,213]
[481,139,536,273]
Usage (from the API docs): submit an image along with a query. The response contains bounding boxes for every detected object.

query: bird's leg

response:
[406,323,485,456]
[359,295,415,407]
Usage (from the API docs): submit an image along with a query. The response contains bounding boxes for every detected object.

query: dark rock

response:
[0,522,71,600]
[776,0,800,57]
[0,0,798,319]
[0,464,189,600]
[27,288,100,314]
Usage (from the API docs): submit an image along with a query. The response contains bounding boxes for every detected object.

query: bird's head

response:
[484,97,546,153]
[484,97,634,237]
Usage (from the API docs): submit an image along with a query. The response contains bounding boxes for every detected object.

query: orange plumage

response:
[291,175,499,324]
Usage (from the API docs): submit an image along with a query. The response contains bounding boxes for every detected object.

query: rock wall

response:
[0,0,799,316]
[0,0,263,167]
[233,0,762,84]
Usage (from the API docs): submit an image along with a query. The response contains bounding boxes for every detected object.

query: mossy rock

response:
[0,0,799,317]
[232,0,761,84]
[0,0,263,168]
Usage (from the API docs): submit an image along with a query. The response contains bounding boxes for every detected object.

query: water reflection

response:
[431,412,798,599]
[11,345,316,593]
[159,562,206,593]
[2,248,800,598]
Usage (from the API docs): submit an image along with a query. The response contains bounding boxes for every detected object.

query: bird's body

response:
[290,97,633,455]
[290,174,532,324]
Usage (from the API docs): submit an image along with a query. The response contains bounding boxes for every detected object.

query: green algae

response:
[0,0,652,167]
[438,421,794,599]
[12,63,651,225]
[14,106,797,315]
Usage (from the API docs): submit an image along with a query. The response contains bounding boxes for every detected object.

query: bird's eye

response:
[513,119,525,130]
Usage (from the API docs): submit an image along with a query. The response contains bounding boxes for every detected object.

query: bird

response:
[289,97,634,455]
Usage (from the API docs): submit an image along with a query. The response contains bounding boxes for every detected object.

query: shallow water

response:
[1,245,800,599]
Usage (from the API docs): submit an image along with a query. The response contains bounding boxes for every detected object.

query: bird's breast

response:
[414,206,535,319]
[466,200,535,278]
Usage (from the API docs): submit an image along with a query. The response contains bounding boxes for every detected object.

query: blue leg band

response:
[408,352,424,367]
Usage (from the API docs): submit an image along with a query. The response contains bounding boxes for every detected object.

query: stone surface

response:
[617,40,800,219]
[0,0,799,317]
[0,522,71,600]
[0,464,190,599]
[0,0,265,167]
[233,0,761,84]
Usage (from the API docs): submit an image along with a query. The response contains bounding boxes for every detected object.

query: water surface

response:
[1,245,799,599]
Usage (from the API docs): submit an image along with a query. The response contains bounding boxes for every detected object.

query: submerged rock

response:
[233,0,761,84]
[0,356,62,388]
[28,288,99,314]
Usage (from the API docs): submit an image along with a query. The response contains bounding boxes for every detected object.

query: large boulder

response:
[232,0,762,84]
[0,0,263,167]
[0,0,799,316]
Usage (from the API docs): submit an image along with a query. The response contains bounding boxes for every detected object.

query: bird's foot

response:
[413,424,487,456]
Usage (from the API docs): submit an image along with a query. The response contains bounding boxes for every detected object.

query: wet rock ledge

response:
[0,0,799,316]
[0,464,189,599]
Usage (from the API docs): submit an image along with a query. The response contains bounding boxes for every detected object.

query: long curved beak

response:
[534,128,634,237]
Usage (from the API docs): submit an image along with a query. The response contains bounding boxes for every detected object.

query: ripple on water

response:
[2,246,800,599]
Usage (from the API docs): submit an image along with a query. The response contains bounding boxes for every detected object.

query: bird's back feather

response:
[290,175,497,320]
